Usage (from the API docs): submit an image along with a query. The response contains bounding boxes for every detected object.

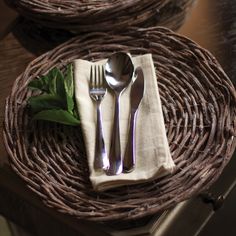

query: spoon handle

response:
[107,94,122,175]
[123,110,137,173]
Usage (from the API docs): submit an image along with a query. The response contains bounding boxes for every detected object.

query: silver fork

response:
[89,64,109,170]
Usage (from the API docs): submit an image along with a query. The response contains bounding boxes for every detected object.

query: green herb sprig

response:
[28,64,80,126]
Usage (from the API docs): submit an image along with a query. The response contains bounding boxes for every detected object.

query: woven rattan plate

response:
[5,0,196,32]
[3,27,236,222]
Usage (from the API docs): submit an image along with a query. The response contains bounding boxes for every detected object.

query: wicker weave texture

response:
[6,0,196,31]
[3,27,236,222]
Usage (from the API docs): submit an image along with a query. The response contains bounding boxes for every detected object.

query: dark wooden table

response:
[0,0,235,235]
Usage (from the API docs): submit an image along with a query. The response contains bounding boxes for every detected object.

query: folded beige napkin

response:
[74,54,175,191]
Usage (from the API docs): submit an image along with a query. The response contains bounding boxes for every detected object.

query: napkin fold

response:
[74,54,175,191]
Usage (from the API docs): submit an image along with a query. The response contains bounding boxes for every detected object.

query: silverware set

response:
[89,52,145,175]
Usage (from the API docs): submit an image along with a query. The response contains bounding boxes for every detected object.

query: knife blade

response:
[123,66,145,173]
[130,67,145,111]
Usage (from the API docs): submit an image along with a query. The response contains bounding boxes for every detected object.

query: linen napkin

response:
[74,54,175,191]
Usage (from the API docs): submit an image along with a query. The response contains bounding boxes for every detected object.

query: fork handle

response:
[94,103,109,170]
[106,94,122,175]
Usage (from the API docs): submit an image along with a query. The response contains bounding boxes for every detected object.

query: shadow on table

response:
[10,17,74,56]
[2,0,236,86]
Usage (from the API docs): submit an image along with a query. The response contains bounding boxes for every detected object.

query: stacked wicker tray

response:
[3,27,236,222]
[5,0,196,31]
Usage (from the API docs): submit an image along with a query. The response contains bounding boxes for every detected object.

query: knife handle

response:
[123,110,137,173]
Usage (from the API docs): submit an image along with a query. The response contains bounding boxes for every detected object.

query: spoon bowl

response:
[104,52,134,175]
[105,52,134,93]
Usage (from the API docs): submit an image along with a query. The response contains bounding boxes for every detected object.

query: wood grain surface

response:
[0,33,34,165]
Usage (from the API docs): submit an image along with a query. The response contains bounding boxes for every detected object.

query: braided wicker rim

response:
[5,0,195,31]
[3,27,236,222]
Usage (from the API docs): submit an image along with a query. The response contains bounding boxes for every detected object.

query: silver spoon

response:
[105,52,134,175]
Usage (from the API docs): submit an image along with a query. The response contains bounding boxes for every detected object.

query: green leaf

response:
[64,64,74,98]
[28,64,80,126]
[66,95,74,113]
[28,94,65,114]
[48,68,65,97]
[73,106,80,120]
[28,75,50,92]
[32,109,80,126]
[28,80,44,91]
[48,76,56,95]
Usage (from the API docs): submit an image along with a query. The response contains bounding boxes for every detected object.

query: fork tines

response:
[90,65,106,92]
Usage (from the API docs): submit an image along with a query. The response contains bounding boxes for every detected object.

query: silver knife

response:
[123,66,145,173]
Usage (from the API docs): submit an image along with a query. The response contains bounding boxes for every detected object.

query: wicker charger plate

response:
[5,0,196,32]
[3,27,236,222]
